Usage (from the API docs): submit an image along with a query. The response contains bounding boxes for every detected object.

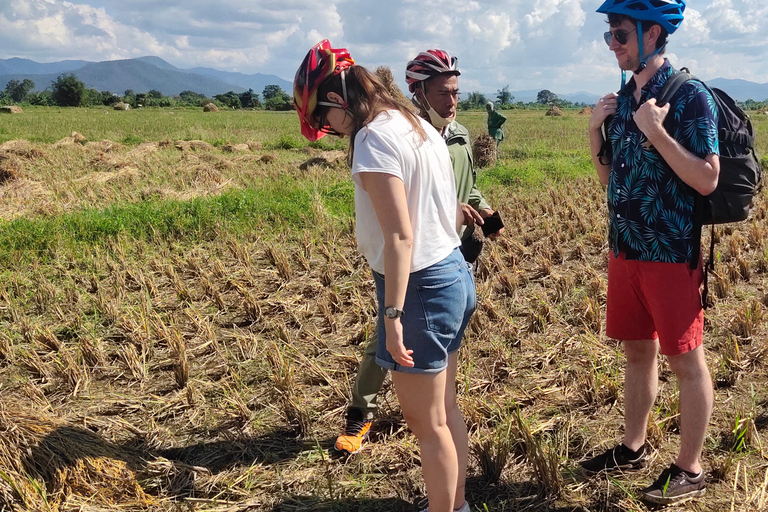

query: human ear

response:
[326,91,344,105]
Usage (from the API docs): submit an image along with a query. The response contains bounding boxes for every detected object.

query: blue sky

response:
[1,0,766,96]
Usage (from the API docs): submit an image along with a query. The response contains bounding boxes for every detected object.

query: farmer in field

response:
[582,0,718,505]
[334,49,503,468]
[295,40,476,512]
[486,100,506,151]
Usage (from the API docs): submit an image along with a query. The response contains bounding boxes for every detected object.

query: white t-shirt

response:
[351,110,461,275]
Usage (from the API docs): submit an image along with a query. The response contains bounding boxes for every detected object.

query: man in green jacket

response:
[487,101,507,152]
[335,49,504,455]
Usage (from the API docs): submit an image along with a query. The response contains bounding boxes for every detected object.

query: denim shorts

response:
[374,247,477,374]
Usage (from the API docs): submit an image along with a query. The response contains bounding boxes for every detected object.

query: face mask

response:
[425,104,454,129]
[418,84,454,129]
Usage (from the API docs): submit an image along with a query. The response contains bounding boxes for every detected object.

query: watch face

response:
[385,307,401,318]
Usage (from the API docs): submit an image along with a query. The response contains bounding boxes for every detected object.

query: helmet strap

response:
[634,21,666,75]
[317,69,351,112]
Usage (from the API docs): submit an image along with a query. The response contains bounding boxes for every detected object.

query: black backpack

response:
[656,69,763,306]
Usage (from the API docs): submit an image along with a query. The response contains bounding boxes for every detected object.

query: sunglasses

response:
[604,28,637,46]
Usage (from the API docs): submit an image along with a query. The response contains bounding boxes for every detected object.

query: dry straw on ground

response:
[113,102,130,110]
[579,107,593,115]
[0,105,23,114]
[473,134,497,168]
[203,103,219,112]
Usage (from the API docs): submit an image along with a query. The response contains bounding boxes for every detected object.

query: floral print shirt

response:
[607,59,719,263]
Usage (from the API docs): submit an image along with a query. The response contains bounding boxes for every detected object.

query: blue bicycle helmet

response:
[596,0,685,35]
[597,0,685,86]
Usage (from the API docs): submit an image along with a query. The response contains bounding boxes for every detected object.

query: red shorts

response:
[606,252,704,356]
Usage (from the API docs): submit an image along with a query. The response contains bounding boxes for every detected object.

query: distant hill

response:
[0,57,89,76]
[708,78,768,102]
[0,56,293,98]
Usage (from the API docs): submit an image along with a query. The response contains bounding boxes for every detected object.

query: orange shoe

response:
[334,409,372,454]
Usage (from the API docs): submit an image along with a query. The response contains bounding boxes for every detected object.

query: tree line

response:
[0,74,294,110]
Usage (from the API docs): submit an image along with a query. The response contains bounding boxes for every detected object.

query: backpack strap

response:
[656,69,693,107]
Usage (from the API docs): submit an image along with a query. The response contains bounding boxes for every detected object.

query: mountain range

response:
[1,56,767,103]
[0,56,293,98]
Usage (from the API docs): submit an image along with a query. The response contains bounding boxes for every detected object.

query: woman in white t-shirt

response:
[295,40,476,512]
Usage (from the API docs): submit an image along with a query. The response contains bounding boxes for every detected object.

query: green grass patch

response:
[0,179,354,266]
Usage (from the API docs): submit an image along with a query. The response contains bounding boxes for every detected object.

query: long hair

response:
[316,65,428,164]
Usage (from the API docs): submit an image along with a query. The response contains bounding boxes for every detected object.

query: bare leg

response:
[622,339,659,451]
[444,352,467,509]
[392,369,456,512]
[666,345,713,474]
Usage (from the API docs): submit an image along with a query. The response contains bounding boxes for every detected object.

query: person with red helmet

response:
[581,0,717,505]
[295,40,476,512]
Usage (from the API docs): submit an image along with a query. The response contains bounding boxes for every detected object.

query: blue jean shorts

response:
[374,247,476,374]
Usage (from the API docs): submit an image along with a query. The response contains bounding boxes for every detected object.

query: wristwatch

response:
[384,306,404,319]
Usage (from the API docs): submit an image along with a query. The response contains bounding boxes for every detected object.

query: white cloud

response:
[0,0,766,97]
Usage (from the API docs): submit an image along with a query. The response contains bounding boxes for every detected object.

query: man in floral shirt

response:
[582,0,720,505]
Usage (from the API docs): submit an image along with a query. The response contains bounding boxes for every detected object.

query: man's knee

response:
[623,339,659,365]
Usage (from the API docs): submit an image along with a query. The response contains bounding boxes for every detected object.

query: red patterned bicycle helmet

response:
[405,49,460,94]
[294,39,355,141]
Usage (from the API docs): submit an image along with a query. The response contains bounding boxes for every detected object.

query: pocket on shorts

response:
[416,276,464,335]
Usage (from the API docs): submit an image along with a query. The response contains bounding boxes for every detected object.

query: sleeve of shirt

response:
[671,81,719,159]
[468,185,491,212]
[350,126,403,186]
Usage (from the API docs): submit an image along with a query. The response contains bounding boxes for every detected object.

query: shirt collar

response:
[620,58,675,101]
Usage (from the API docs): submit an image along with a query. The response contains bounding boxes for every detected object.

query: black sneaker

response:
[640,463,706,505]
[580,443,647,474]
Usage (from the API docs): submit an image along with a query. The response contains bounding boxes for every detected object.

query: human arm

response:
[634,98,720,196]
[589,93,617,186]
[357,171,415,367]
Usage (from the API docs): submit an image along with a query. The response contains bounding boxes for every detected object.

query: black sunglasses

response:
[604,28,637,46]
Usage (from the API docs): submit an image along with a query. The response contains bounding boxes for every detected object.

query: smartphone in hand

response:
[481,211,504,237]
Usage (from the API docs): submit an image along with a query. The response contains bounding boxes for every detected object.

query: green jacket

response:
[487,110,506,141]
[445,121,490,240]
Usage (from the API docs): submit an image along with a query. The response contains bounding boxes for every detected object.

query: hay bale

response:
[203,103,219,112]
[375,66,416,113]
[579,107,593,115]
[221,143,250,153]
[299,150,346,170]
[0,404,155,510]
[71,132,87,144]
[546,106,563,116]
[0,105,23,114]
[113,102,130,111]
[473,134,497,168]
[174,140,214,152]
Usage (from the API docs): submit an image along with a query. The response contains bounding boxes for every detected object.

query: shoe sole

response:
[641,487,706,505]
[581,461,645,475]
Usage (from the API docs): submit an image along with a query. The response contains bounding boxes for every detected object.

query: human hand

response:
[634,98,670,144]
[461,203,484,227]
[590,93,618,131]
[385,319,413,367]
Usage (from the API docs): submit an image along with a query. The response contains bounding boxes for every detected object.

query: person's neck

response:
[632,54,665,97]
